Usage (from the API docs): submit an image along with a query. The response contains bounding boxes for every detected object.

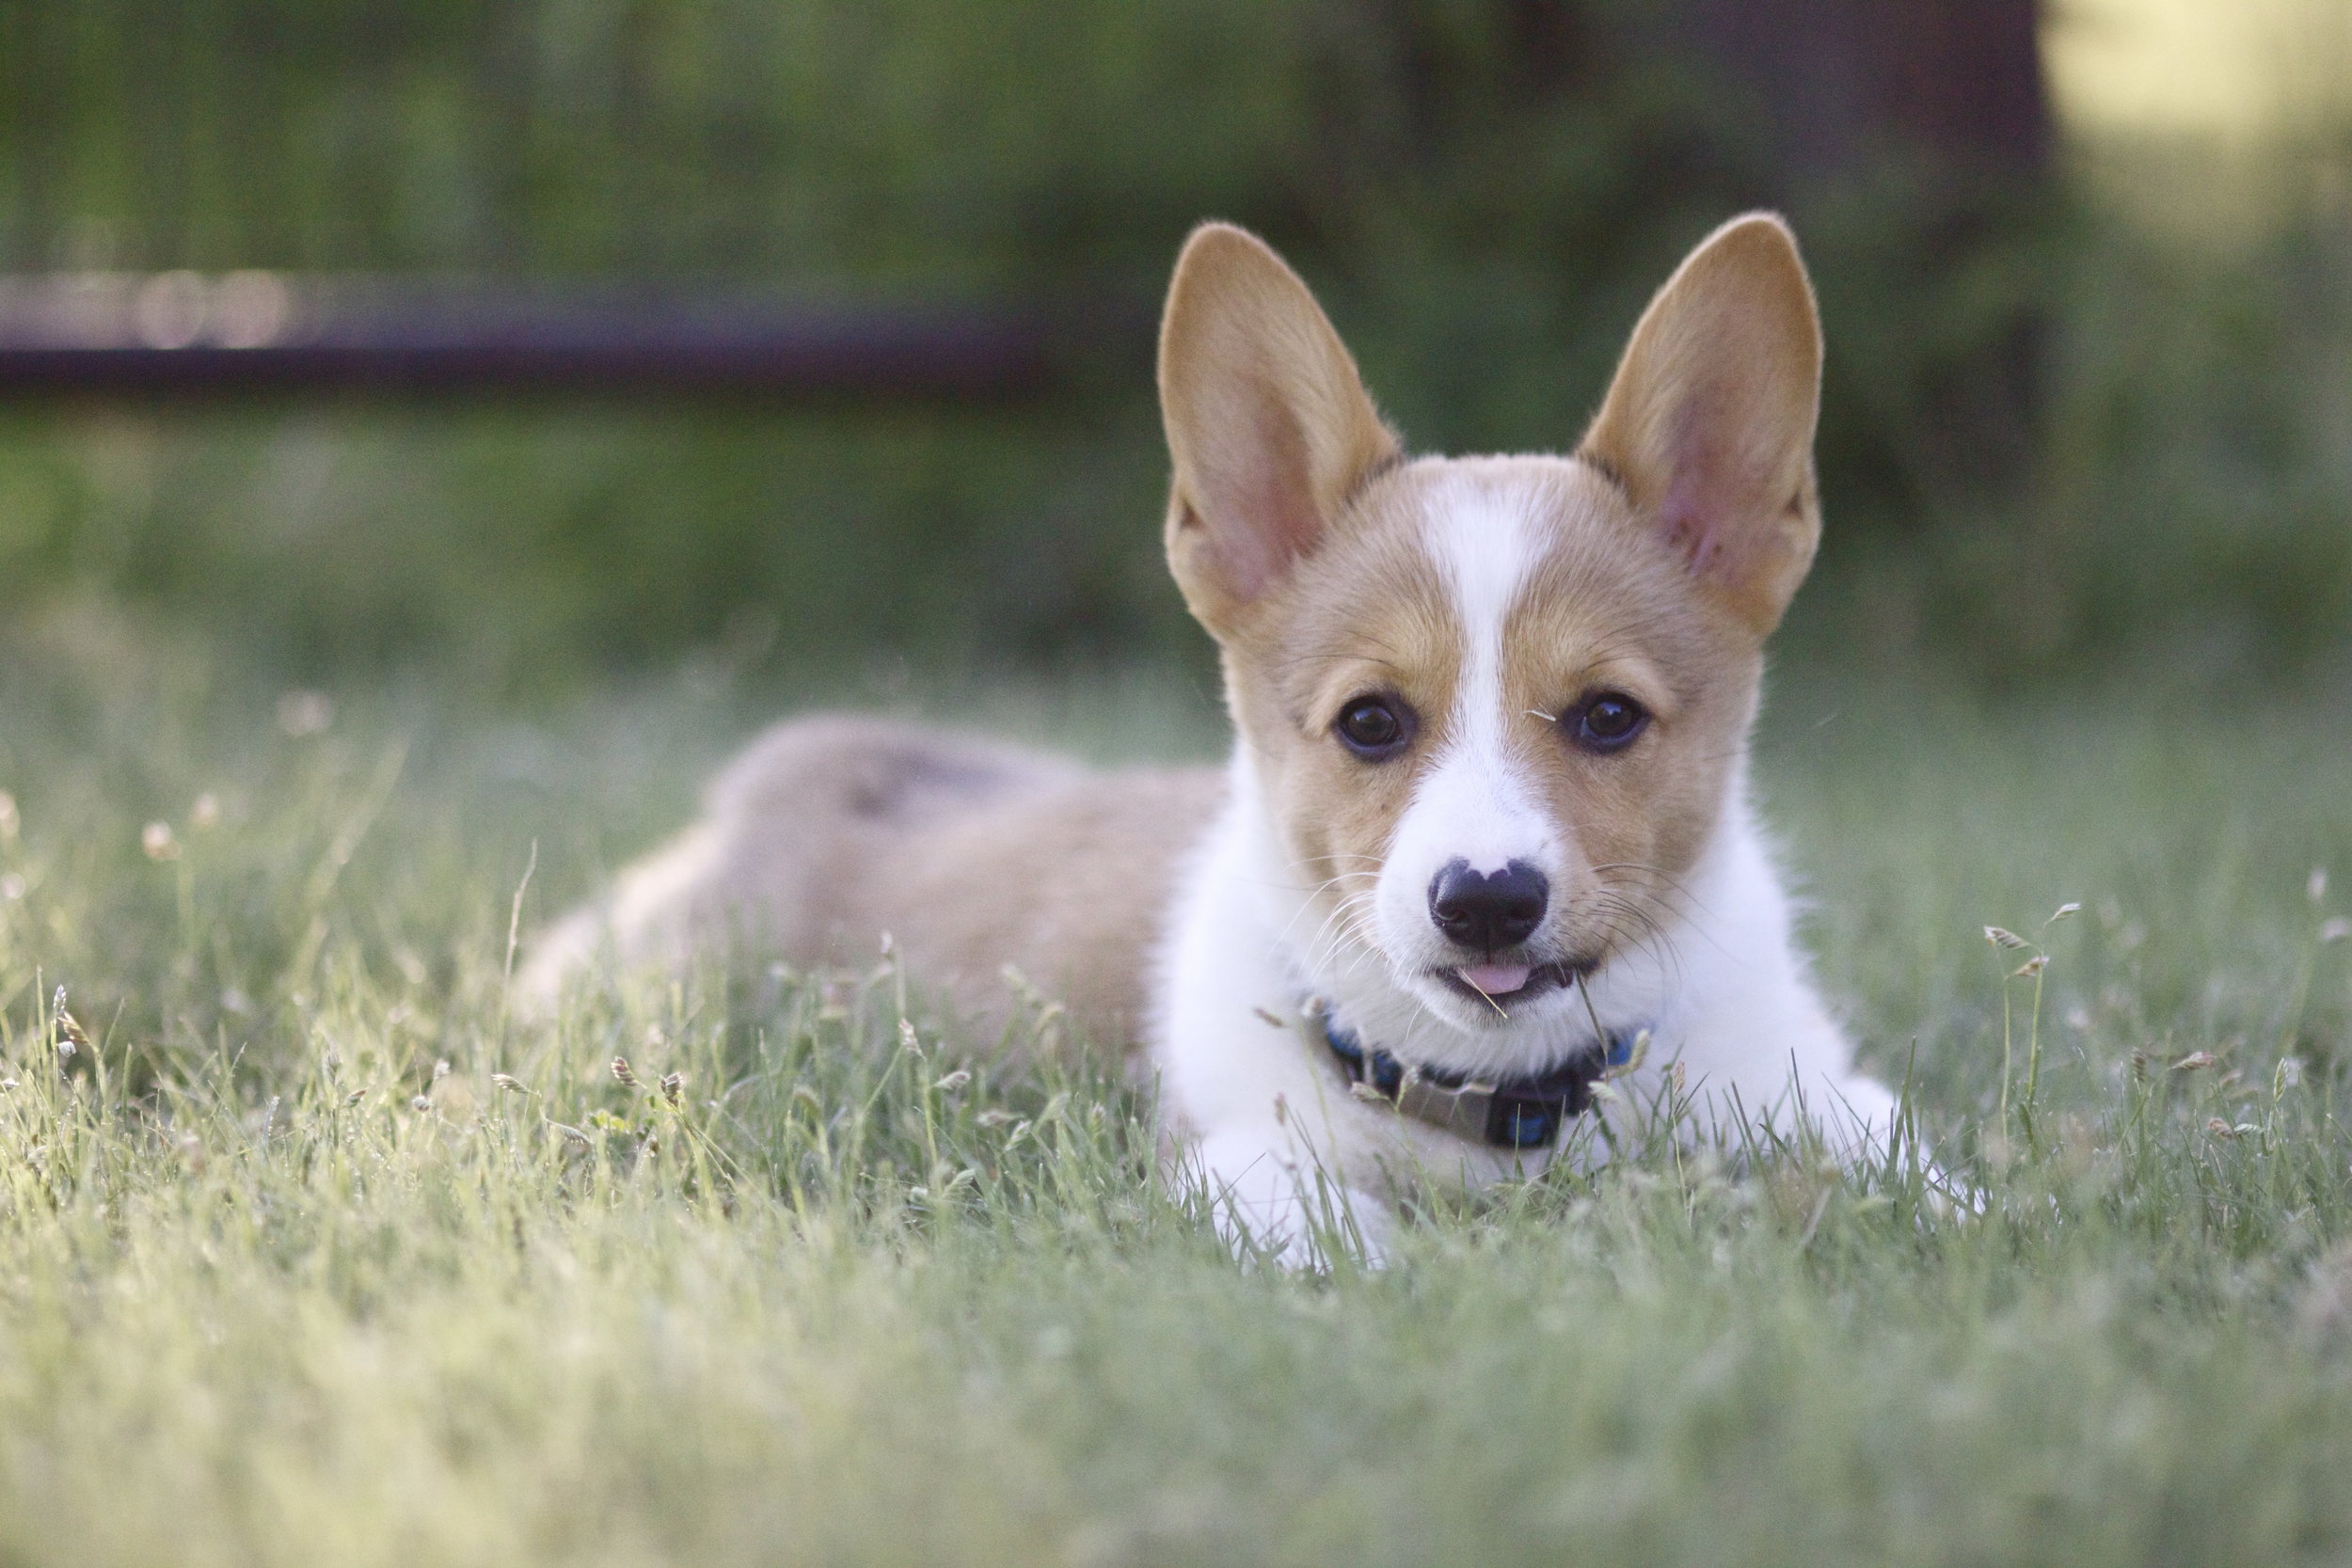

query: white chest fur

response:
[1149,747,1897,1264]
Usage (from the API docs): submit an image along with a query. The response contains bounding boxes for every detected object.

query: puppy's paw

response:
[1187,1133,1392,1270]
[1217,1191,1390,1271]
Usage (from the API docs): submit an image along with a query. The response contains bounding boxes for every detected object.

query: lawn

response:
[2,610,2349,1567]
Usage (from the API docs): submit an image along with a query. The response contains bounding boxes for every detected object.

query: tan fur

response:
[1158,222,1402,634]
[1580,214,1824,637]
[521,716,1222,1053]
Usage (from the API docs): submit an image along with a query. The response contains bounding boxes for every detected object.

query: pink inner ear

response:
[1660,400,1734,578]
[1206,393,1323,603]
[1658,394,1775,586]
[1660,475,1718,576]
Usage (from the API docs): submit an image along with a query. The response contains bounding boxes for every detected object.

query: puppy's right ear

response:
[1158,223,1399,636]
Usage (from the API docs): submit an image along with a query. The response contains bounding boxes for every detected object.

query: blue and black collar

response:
[1319,1012,1642,1149]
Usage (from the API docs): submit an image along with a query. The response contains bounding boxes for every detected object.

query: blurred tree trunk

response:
[1663,0,2055,504]
[1670,0,2049,183]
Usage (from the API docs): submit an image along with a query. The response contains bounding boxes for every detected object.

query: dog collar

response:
[1317,1011,1642,1149]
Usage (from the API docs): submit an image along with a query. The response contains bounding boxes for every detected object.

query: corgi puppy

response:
[522,213,1902,1262]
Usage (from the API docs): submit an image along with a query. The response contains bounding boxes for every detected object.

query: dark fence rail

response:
[0,273,1094,400]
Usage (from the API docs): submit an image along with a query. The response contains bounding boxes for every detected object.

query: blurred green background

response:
[1,0,2348,693]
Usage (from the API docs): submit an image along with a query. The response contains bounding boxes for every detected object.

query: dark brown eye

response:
[1566,692,1648,752]
[1335,695,1412,759]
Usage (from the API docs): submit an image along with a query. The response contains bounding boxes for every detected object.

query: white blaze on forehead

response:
[1431,477,1538,756]
[1387,476,1555,884]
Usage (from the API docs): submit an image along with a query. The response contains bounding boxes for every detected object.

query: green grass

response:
[4,613,2352,1567]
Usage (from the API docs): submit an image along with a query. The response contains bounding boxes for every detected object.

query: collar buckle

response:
[1315,1009,1642,1149]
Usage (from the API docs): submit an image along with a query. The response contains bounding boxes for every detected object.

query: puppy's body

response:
[524,716,1222,1050]
[525,214,1904,1261]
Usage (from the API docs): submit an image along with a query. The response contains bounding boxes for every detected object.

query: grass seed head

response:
[2012,954,2049,978]
[51,989,87,1058]
[1605,1029,1652,1081]
[1984,926,2028,950]
[660,1071,684,1105]
[141,822,180,862]
[2172,1051,2217,1072]
[2047,902,2082,926]
[611,1055,639,1087]
[490,1073,529,1094]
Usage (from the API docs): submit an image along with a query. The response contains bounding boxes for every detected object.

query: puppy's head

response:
[1158,215,1823,1043]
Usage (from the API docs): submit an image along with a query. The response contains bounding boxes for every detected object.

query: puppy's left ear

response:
[1581,213,1824,638]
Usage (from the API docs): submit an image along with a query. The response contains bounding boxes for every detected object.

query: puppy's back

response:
[521,715,1223,1055]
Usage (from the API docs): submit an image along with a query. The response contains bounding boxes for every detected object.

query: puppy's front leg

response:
[1184,1129,1392,1269]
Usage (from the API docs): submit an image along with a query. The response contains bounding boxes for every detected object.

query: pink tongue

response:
[1458,964,1534,996]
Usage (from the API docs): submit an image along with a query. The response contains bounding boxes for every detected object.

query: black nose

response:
[1427,858,1549,952]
